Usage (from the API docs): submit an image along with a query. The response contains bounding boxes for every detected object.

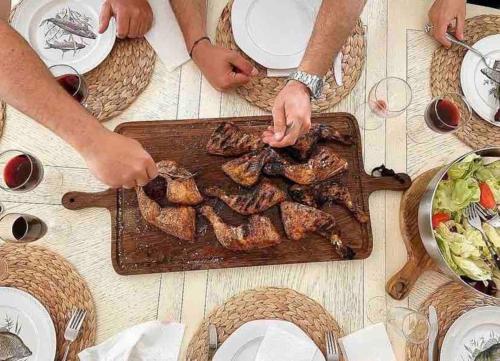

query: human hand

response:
[262,80,312,147]
[99,0,153,39]
[192,41,258,92]
[428,0,466,47]
[81,129,158,189]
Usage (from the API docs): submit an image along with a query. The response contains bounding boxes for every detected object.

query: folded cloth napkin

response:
[78,321,184,361]
[338,323,397,361]
[145,0,189,71]
[254,325,318,361]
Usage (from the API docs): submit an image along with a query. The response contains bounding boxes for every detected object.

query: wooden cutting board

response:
[62,114,412,275]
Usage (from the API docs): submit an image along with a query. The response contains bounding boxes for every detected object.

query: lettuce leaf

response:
[433,178,480,213]
[447,154,482,180]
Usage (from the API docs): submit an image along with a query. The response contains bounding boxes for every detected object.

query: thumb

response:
[99,2,113,34]
[271,101,287,141]
[229,52,258,76]
[455,15,465,40]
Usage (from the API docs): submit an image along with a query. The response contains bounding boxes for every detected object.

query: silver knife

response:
[333,51,343,86]
[428,305,439,361]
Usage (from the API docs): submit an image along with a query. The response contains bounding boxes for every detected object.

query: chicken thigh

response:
[206,122,264,156]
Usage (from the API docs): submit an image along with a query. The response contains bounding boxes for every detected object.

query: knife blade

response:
[428,305,439,361]
[333,51,343,86]
[481,67,500,84]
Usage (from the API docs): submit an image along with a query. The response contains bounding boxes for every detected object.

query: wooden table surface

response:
[3,0,499,359]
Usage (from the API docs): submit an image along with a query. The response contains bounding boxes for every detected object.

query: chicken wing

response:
[205,179,287,215]
[280,201,354,259]
[287,124,353,160]
[263,147,348,185]
[206,122,264,156]
[200,205,281,251]
[289,180,369,223]
[222,147,277,187]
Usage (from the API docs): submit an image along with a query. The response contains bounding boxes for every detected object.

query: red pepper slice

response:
[479,182,496,209]
[432,213,450,229]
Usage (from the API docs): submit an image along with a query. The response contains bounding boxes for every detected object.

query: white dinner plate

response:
[11,0,116,74]
[440,306,500,361]
[0,287,57,361]
[460,34,500,127]
[231,0,322,69]
[213,319,325,361]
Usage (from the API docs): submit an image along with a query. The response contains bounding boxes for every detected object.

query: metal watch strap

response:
[287,70,324,99]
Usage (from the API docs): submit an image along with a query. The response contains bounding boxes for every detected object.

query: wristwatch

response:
[287,70,324,99]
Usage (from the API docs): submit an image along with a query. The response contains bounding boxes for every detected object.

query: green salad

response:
[432,154,500,286]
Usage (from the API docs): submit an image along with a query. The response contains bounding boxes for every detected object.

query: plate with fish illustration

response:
[11,0,116,74]
[440,306,500,361]
[0,287,56,361]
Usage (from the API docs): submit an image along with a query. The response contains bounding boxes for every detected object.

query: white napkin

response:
[78,321,185,361]
[338,323,396,361]
[145,0,189,71]
[255,325,318,361]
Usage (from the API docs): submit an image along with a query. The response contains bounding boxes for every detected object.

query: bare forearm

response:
[299,0,365,76]
[170,0,206,51]
[0,20,104,153]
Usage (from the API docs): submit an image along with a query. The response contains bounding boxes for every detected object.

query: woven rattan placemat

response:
[10,4,156,122]
[216,0,366,113]
[406,282,500,360]
[0,244,96,361]
[430,15,500,148]
[186,287,343,361]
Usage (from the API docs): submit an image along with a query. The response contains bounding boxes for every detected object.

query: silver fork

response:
[208,324,218,360]
[466,205,500,269]
[475,203,500,227]
[325,331,339,361]
[61,309,87,361]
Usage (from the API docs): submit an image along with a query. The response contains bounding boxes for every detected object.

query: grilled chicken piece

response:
[289,180,369,223]
[280,201,354,259]
[207,122,264,156]
[200,205,281,251]
[143,160,203,206]
[205,179,287,215]
[222,147,277,187]
[137,187,196,241]
[287,124,353,160]
[263,147,348,185]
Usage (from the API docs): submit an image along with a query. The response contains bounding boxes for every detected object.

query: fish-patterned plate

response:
[11,0,116,74]
[0,287,56,361]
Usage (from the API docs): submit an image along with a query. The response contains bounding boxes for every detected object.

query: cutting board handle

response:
[62,190,116,211]
[362,172,412,194]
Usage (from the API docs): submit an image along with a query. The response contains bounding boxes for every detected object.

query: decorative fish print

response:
[475,343,500,361]
[45,40,85,55]
[0,331,32,361]
[40,17,96,39]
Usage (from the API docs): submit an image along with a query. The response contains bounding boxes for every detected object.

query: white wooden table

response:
[2,0,499,359]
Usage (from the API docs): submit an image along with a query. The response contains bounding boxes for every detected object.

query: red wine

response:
[10,215,47,242]
[57,74,85,103]
[3,154,41,191]
[425,99,460,133]
[12,216,27,240]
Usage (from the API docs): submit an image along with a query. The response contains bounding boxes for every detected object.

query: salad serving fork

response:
[325,331,339,361]
[475,203,500,227]
[466,204,500,269]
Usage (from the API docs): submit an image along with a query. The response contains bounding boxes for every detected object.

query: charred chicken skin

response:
[280,201,355,259]
[263,147,348,185]
[206,122,264,157]
[205,179,287,215]
[289,180,369,223]
[222,147,278,187]
[200,205,281,251]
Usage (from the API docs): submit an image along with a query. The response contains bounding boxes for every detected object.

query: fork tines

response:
[325,331,339,361]
[69,309,86,332]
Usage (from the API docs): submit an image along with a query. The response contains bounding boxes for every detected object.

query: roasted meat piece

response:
[287,124,353,160]
[200,205,281,251]
[280,201,354,259]
[222,147,277,187]
[143,160,203,206]
[289,180,369,223]
[206,122,264,156]
[263,147,348,185]
[205,179,287,215]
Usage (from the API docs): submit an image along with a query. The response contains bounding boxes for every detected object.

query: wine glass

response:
[407,92,472,144]
[0,150,44,192]
[0,213,47,243]
[356,77,413,130]
[49,64,103,118]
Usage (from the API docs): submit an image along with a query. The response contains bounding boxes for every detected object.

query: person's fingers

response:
[128,18,140,38]
[271,101,287,142]
[122,180,136,190]
[433,21,452,47]
[262,130,275,144]
[455,14,465,40]
[146,159,159,180]
[116,12,130,39]
[98,2,113,34]
[135,171,150,187]
[227,72,251,88]
[228,52,258,76]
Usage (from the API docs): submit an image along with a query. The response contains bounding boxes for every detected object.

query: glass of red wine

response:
[0,150,44,192]
[0,213,47,243]
[407,93,471,144]
[49,64,103,118]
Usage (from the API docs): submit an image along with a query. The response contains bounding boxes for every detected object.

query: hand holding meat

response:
[99,0,153,38]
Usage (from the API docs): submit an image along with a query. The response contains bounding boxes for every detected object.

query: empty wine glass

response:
[0,150,44,192]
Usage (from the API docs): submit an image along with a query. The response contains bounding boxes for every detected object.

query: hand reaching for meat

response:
[280,201,354,259]
[207,122,264,157]
[205,179,286,215]
[222,147,278,187]
[263,147,348,185]
[200,205,281,251]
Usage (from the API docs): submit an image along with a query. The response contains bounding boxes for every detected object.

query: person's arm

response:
[428,0,466,47]
[263,0,366,147]
[0,20,157,188]
[170,0,258,92]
